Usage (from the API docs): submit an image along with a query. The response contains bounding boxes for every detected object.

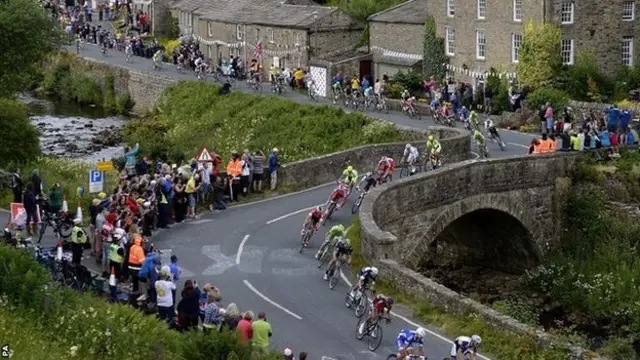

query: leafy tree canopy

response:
[0,98,41,168]
[0,0,61,98]
[516,20,562,89]
[422,14,447,80]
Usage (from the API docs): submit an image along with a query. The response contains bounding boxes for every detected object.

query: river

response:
[20,93,127,163]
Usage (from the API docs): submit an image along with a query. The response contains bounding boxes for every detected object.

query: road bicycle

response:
[400,99,421,120]
[477,142,490,158]
[488,128,506,151]
[399,159,422,178]
[308,84,318,102]
[247,77,263,93]
[375,96,389,114]
[356,316,384,351]
[316,238,337,269]
[345,286,371,318]
[351,187,367,214]
[326,255,347,290]
[299,223,315,254]
[37,208,74,243]
[322,200,340,225]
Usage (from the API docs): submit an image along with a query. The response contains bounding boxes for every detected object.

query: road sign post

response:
[97,161,114,172]
[89,170,104,193]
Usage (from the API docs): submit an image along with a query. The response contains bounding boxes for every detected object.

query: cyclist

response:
[358,293,393,335]
[348,266,378,299]
[152,50,163,69]
[458,106,470,129]
[315,224,346,259]
[326,181,350,211]
[323,235,352,280]
[300,206,323,246]
[357,172,378,193]
[473,129,486,154]
[400,89,416,114]
[469,110,481,130]
[450,335,482,360]
[375,156,394,184]
[485,119,505,148]
[425,135,442,169]
[440,102,453,123]
[403,143,419,175]
[340,165,359,187]
[124,41,133,62]
[396,327,428,360]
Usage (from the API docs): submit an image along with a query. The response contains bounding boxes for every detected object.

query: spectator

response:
[30,169,42,197]
[251,312,273,353]
[202,291,222,331]
[544,103,554,135]
[22,183,36,236]
[124,143,140,178]
[269,148,280,191]
[211,176,227,211]
[222,303,241,330]
[48,183,62,214]
[173,176,187,223]
[252,150,266,193]
[177,280,200,330]
[226,153,243,202]
[11,169,22,204]
[237,311,253,344]
[240,152,251,196]
[127,234,145,293]
[155,266,176,324]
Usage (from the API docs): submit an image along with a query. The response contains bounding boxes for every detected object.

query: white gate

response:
[309,66,327,98]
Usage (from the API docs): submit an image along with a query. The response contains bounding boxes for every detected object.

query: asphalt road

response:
[24,45,538,359]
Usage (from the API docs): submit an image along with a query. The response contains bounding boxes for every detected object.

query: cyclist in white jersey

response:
[403,143,419,174]
[451,335,482,359]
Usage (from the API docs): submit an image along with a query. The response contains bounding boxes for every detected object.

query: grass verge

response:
[345,217,574,360]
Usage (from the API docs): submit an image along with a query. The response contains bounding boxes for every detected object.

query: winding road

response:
[36,44,538,359]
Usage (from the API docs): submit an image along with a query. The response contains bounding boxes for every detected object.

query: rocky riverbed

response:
[21,94,127,162]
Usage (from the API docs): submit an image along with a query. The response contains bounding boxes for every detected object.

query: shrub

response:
[0,99,41,168]
[115,92,135,115]
[162,39,181,58]
[526,87,569,112]
[383,83,402,99]
[390,70,422,95]
[560,49,613,102]
[71,73,103,105]
[486,73,510,114]
[165,15,180,39]
[103,70,117,113]
[126,81,409,163]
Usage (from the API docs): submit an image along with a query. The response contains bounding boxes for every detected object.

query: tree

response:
[0,0,61,98]
[0,99,41,168]
[422,14,448,80]
[517,20,562,89]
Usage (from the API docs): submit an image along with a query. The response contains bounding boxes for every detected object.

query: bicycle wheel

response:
[317,245,330,268]
[37,222,47,243]
[354,294,368,318]
[325,203,336,221]
[329,262,341,289]
[367,323,383,351]
[298,233,307,254]
[386,354,398,360]
[58,222,72,238]
[351,195,363,214]
[356,317,367,340]
[400,166,409,178]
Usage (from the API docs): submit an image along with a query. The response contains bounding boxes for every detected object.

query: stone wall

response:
[277,126,470,190]
[75,57,179,114]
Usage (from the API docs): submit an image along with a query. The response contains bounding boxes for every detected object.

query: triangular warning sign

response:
[197,148,213,162]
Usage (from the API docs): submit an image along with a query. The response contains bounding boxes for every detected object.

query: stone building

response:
[548,0,640,76]
[368,0,426,77]
[425,0,545,87]
[171,0,363,80]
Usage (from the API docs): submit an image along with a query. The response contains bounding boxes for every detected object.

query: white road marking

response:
[230,182,334,209]
[508,142,529,149]
[470,152,480,159]
[322,357,337,360]
[243,279,303,320]
[339,270,491,360]
[236,234,250,265]
[157,249,196,278]
[266,204,323,225]
[0,208,9,213]
[201,245,237,275]
[190,219,213,225]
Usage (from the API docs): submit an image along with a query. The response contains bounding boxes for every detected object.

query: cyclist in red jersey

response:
[359,294,393,335]
[375,156,394,183]
[326,182,350,210]
[301,206,323,235]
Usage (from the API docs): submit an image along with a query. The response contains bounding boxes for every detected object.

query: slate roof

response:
[197,0,351,29]
[367,0,426,25]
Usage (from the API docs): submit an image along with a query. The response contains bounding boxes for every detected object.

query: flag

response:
[254,41,262,59]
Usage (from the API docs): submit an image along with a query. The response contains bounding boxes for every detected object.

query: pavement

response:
[16,45,540,359]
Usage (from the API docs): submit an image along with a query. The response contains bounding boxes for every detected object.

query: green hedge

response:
[124,81,407,162]
[0,244,279,360]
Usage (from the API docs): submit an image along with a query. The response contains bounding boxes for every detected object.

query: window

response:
[561,2,574,24]
[476,31,486,59]
[236,24,244,40]
[447,0,455,17]
[477,0,486,19]
[513,0,522,21]
[622,36,634,66]
[294,32,301,45]
[623,1,635,21]
[207,22,212,37]
[267,28,274,42]
[561,39,574,65]
[256,29,260,41]
[445,27,456,56]
[511,33,522,63]
[207,45,212,60]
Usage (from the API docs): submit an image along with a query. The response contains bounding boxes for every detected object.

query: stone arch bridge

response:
[359,152,579,278]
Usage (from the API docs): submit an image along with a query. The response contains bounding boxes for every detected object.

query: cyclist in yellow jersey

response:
[340,165,359,185]
[425,135,442,169]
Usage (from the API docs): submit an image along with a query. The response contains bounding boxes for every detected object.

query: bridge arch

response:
[403,193,543,273]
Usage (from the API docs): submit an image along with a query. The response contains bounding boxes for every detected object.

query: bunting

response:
[443,63,517,80]
[191,36,309,56]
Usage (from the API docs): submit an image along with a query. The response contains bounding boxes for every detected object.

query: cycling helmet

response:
[387,297,394,306]
[380,156,387,162]
[315,206,323,212]
[471,335,482,345]
[365,172,372,177]
[371,267,379,276]
[416,327,428,339]
[347,165,353,172]
[405,143,411,149]
[336,224,345,231]
[428,135,434,141]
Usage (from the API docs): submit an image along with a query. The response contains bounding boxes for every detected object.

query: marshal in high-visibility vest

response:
[109,243,123,264]
[71,225,88,244]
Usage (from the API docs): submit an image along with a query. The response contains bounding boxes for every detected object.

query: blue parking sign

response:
[89,170,104,193]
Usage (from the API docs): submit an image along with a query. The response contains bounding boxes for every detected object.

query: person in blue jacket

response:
[139,251,161,301]
[605,105,621,132]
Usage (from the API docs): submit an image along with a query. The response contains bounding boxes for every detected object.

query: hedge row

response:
[0,244,279,360]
